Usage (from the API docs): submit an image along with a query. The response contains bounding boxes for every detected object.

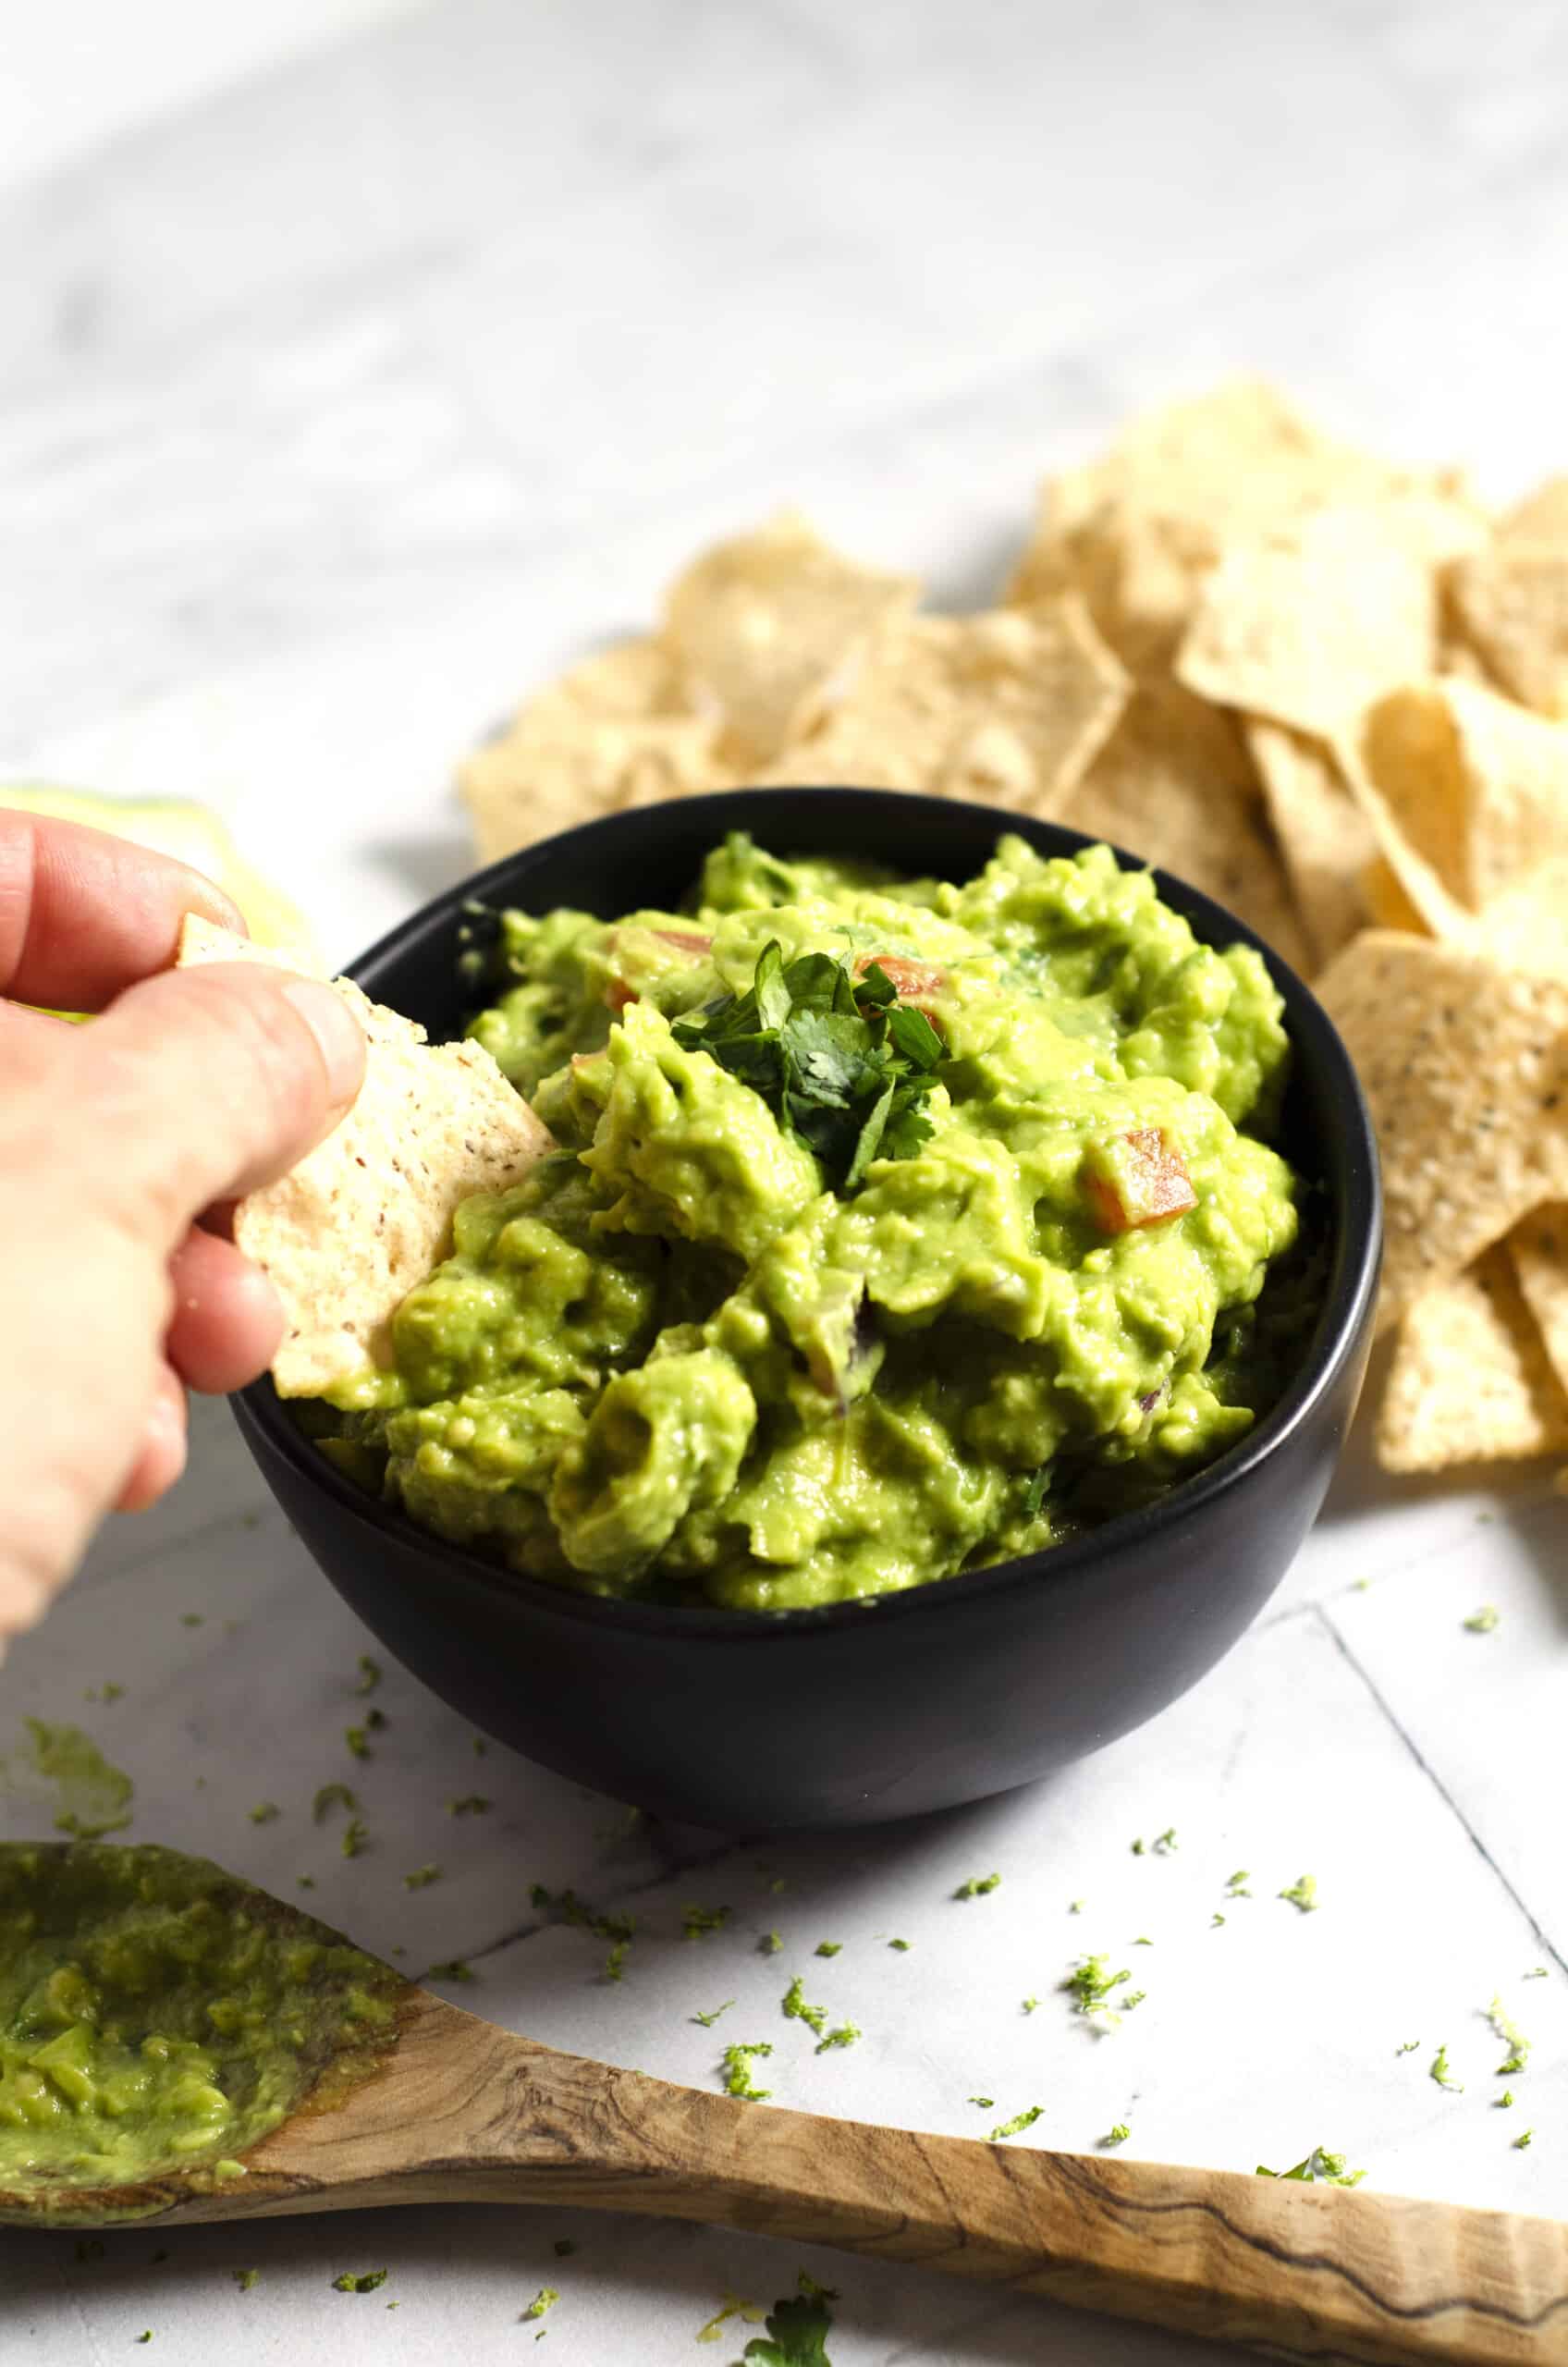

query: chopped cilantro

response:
[817,2023,860,2053]
[720,2042,774,2101]
[781,1976,827,2038]
[84,1682,125,1704]
[969,2095,995,2108]
[1021,1996,1039,2015]
[670,941,943,1194]
[345,1726,372,1760]
[603,1933,632,1981]
[1226,1870,1252,1897]
[136,2336,151,2346]
[1153,1828,1178,1853]
[1488,1995,1530,2076]
[1022,1467,1049,1520]
[332,2269,387,2294]
[1430,2043,1464,2091]
[233,2269,259,2292]
[1133,1936,1153,1946]
[1069,1899,1084,1915]
[989,2104,1044,2141]
[312,1782,358,1823]
[1396,2041,1419,2054]
[1211,1913,1226,1928]
[340,1817,368,1858]
[247,1802,279,1825]
[1104,2124,1131,2146]
[521,2287,558,2323]
[888,1937,911,1952]
[695,2291,766,2344]
[814,1941,841,1957]
[180,1613,202,1626]
[1063,1954,1139,2025]
[1464,1606,1500,1633]
[1256,2149,1365,2187]
[1279,1874,1318,1913]
[739,2278,837,2366]
[692,2000,736,2028]
[953,1871,1000,1899]
[682,1903,730,1941]
[1525,1967,1550,1979]
[759,1931,783,1955]
[364,1707,387,1732]
[355,1654,382,1694]
[297,1875,315,1890]
[1130,1838,1145,1856]
[402,1863,441,1890]
[447,1795,491,1816]
[1515,2128,1535,2149]
[428,1960,475,1982]
[1501,2090,1515,2108]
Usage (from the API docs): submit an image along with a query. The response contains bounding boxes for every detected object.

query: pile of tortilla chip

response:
[458,381,1568,1481]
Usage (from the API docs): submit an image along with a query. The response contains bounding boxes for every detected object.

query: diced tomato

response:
[1082,1129,1196,1234]
[605,927,713,1011]
[854,952,947,1003]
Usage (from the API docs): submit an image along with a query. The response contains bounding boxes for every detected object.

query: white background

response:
[3,4,1567,2361]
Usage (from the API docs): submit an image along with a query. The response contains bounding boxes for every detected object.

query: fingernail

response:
[284,981,365,1105]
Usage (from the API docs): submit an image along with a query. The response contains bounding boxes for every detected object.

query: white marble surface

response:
[5,5,1568,2360]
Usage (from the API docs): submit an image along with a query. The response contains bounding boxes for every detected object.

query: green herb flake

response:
[1431,2043,1464,2092]
[1022,1467,1049,1520]
[340,1818,368,1858]
[136,2336,151,2346]
[344,1726,372,1760]
[180,1613,202,1627]
[247,1802,280,1825]
[1130,1838,1145,1856]
[695,2291,766,2344]
[403,1863,442,1890]
[738,2278,837,2365]
[355,1654,382,1695]
[447,1795,491,1817]
[670,940,944,1195]
[332,2269,388,2294]
[968,2094,995,2109]
[83,1682,125,1705]
[1069,1899,1084,1915]
[1464,1605,1501,1634]
[233,2269,260,2292]
[1133,1936,1153,1946]
[521,2287,558,2324]
[1256,2148,1366,2187]
[1211,1913,1226,1928]
[888,1937,911,1952]
[1525,1968,1549,1979]
[312,1782,358,1823]
[1279,1874,1318,1913]
[759,1931,783,1956]
[1022,1995,1039,2015]
[1104,2124,1132,2146]
[720,2042,774,2101]
[682,1903,730,1942]
[781,1976,827,2039]
[1063,1954,1136,2024]
[364,1707,387,1733]
[989,2104,1044,2141]
[814,1941,841,1957]
[428,1960,475,1983]
[1488,1995,1531,2077]
[816,2023,860,2054]
[692,2000,736,2028]
[1397,2041,1419,2054]
[1501,2091,1515,2108]
[953,1871,1000,1900]
[1153,1828,1178,1853]
[297,1875,315,1890]
[1515,2128,1535,2149]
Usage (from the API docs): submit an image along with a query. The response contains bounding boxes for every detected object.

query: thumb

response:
[70,958,367,1255]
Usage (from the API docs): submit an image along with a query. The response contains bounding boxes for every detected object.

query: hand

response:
[0,813,366,1654]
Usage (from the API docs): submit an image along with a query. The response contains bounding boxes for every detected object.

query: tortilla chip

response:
[1509,1203,1568,1401]
[1473,858,1568,979]
[1361,855,1430,936]
[1009,382,1482,670]
[1063,681,1312,973]
[663,511,920,765]
[178,917,552,1393]
[1175,508,1438,742]
[1447,545,1568,719]
[460,715,727,865]
[1501,476,1568,546]
[1377,1247,1568,1473]
[758,599,1130,815]
[1243,720,1373,970]
[1313,931,1568,1328]
[1347,680,1568,929]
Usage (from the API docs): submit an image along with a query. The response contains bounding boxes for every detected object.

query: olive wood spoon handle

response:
[40,1993,1568,2363]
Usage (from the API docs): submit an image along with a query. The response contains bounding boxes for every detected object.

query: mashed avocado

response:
[0,1845,402,2221]
[312,833,1309,1611]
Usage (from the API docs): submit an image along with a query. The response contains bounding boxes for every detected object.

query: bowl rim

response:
[237,785,1381,1642]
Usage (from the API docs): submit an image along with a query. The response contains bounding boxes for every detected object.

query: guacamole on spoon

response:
[308,833,1306,1611]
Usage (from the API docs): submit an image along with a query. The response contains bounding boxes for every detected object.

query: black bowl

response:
[235,789,1379,1829]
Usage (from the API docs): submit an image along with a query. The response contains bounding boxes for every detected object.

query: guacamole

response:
[0,1845,402,2220]
[310,834,1308,1611]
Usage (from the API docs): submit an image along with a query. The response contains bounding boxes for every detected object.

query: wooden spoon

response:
[7,1981,1565,2364]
